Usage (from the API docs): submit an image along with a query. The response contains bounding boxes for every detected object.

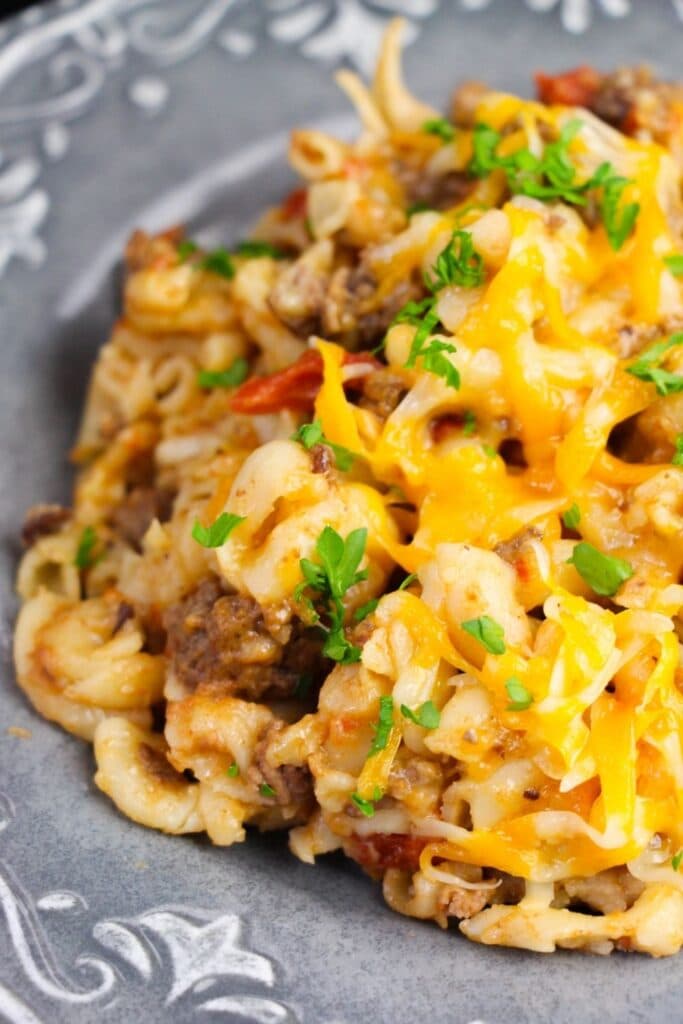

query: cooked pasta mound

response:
[16,20,683,956]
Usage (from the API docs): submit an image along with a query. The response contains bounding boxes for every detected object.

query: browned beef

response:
[21,504,72,548]
[405,169,475,211]
[164,579,328,700]
[310,443,333,475]
[138,741,189,786]
[557,867,645,915]
[250,721,314,807]
[322,264,417,346]
[357,369,407,420]
[110,485,174,550]
[268,255,329,335]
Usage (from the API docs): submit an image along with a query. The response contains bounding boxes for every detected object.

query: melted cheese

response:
[315,90,683,881]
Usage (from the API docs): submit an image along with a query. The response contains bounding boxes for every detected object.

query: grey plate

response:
[2,2,683,1022]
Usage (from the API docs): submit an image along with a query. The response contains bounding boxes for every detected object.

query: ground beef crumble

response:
[163,578,329,700]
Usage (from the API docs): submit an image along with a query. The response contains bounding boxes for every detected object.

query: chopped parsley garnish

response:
[398,573,417,591]
[191,512,245,548]
[482,443,497,458]
[400,700,441,729]
[469,119,590,204]
[407,337,461,390]
[179,237,285,271]
[295,525,368,664]
[463,410,477,436]
[197,357,249,390]
[468,119,639,250]
[177,239,198,262]
[673,435,683,467]
[354,598,379,622]
[236,240,286,259]
[673,849,683,871]
[226,762,240,778]
[567,541,634,597]
[291,419,356,471]
[368,696,395,756]
[562,503,581,530]
[351,787,383,817]
[201,247,235,279]
[593,165,640,252]
[505,676,534,711]
[626,332,683,396]
[425,229,486,291]
[259,783,276,798]
[74,525,99,570]
[664,254,683,277]
[392,229,485,391]
[422,117,455,143]
[461,615,506,655]
[406,200,433,217]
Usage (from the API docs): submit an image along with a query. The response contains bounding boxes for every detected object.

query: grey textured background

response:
[1,2,683,1021]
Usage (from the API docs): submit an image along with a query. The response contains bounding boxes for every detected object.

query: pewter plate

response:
[1,2,683,1022]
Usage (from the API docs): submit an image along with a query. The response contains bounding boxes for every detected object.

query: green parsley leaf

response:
[226,762,240,778]
[74,525,99,570]
[566,541,634,597]
[597,171,640,251]
[461,615,506,655]
[351,787,383,817]
[626,333,683,396]
[354,598,379,622]
[468,121,639,247]
[420,339,461,390]
[424,230,486,291]
[463,410,477,436]
[177,239,198,262]
[295,526,369,664]
[259,783,276,798]
[406,201,433,217]
[482,443,497,458]
[201,247,235,279]
[398,573,417,591]
[673,850,683,871]
[664,254,683,277]
[368,696,395,756]
[191,512,245,548]
[321,526,368,600]
[400,700,441,729]
[469,120,589,205]
[236,240,286,259]
[291,419,356,471]
[197,357,249,390]
[505,676,534,711]
[394,230,486,391]
[673,434,683,467]
[422,117,455,143]
[469,123,503,178]
[562,503,581,530]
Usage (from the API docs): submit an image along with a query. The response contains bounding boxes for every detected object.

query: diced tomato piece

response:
[514,556,530,583]
[230,349,380,415]
[346,833,428,873]
[535,66,602,108]
[281,187,308,221]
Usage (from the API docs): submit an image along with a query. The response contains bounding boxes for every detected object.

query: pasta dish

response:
[15,21,683,956]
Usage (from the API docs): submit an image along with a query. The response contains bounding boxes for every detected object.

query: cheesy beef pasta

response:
[15,21,683,955]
